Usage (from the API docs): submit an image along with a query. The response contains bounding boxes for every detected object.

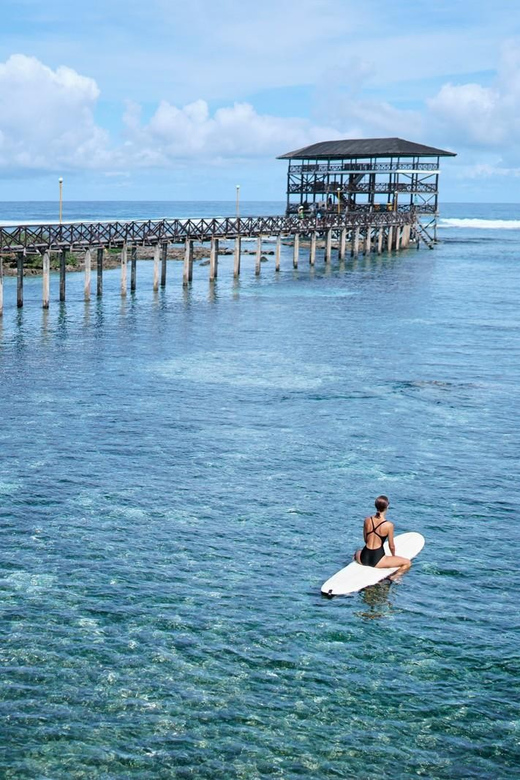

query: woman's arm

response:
[387,523,396,555]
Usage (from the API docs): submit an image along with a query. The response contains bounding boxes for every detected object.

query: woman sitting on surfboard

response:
[354,496,411,580]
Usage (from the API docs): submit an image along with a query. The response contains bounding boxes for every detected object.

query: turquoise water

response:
[1,202,519,778]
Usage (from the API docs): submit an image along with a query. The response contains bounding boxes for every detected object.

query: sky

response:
[0,0,519,202]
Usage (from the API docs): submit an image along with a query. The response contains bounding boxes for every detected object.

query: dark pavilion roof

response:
[277,137,456,160]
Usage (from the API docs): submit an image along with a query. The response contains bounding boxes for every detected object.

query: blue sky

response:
[0,0,519,201]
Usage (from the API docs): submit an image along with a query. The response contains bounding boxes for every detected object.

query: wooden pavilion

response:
[278,137,456,241]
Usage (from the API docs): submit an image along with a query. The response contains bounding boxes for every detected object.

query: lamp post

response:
[59,177,63,224]
[236,184,240,218]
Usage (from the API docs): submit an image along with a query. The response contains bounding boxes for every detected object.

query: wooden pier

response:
[0,210,415,313]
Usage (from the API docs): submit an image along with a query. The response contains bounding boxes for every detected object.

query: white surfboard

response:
[321,532,425,596]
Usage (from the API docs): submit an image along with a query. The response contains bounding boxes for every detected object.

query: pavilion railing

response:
[291,162,439,174]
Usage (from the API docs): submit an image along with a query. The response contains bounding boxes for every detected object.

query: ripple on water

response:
[0,218,519,778]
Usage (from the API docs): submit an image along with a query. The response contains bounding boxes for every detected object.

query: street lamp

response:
[236,184,240,218]
[59,177,63,224]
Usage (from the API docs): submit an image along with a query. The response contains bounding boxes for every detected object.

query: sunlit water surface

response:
[0,202,519,779]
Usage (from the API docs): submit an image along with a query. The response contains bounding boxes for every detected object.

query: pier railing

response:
[0,210,414,253]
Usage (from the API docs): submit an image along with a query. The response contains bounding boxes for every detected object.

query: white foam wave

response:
[439,218,520,230]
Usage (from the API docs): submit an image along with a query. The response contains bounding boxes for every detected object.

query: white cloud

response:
[3,39,520,189]
[319,96,424,140]
[0,54,342,175]
[427,39,520,154]
[456,162,520,179]
[0,54,110,173]
[122,99,341,165]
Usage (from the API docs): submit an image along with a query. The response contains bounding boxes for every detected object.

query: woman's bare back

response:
[363,515,392,549]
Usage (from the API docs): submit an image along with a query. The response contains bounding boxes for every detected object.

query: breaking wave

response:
[439,218,520,230]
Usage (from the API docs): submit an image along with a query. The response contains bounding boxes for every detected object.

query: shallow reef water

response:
[0,201,519,778]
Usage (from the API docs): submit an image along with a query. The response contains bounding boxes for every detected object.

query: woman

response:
[354,495,411,580]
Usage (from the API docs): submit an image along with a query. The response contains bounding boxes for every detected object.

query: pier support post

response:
[387,226,394,253]
[183,239,193,285]
[131,247,137,291]
[275,235,281,272]
[395,227,402,252]
[353,227,360,257]
[339,228,347,260]
[233,236,241,278]
[60,249,66,302]
[377,228,383,254]
[210,237,219,281]
[161,242,168,287]
[120,244,127,296]
[402,224,411,248]
[17,253,24,308]
[364,228,371,255]
[84,249,91,301]
[255,235,262,275]
[96,248,103,296]
[0,257,3,317]
[293,233,299,269]
[325,229,332,263]
[153,245,160,291]
[42,251,50,309]
[310,232,317,265]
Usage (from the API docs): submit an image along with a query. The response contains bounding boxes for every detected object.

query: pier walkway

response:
[0,210,415,313]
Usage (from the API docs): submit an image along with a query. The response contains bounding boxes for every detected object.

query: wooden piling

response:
[17,253,23,308]
[395,227,402,252]
[96,247,103,296]
[160,242,168,287]
[233,236,241,278]
[59,249,66,302]
[153,245,160,291]
[183,239,193,285]
[387,226,394,253]
[209,237,219,281]
[310,232,317,265]
[402,224,411,248]
[84,248,91,301]
[293,233,300,269]
[42,251,50,309]
[353,227,360,257]
[325,229,332,263]
[364,228,371,255]
[377,228,383,254]
[130,247,137,291]
[275,235,281,272]
[339,228,347,260]
[120,244,127,296]
[255,235,262,275]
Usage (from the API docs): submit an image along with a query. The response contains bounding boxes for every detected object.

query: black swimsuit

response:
[360,516,388,567]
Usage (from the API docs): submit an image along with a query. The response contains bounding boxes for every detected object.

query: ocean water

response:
[0,201,519,779]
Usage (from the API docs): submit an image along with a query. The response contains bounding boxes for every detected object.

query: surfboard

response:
[321,532,425,596]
